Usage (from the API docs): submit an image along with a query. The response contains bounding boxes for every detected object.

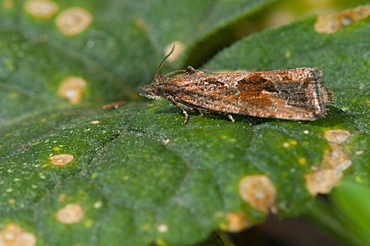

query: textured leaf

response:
[1,1,369,245]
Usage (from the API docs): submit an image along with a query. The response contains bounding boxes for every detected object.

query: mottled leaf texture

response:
[0,1,369,246]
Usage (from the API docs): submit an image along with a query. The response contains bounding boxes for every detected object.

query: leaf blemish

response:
[0,223,37,246]
[55,8,93,36]
[162,139,170,145]
[57,77,86,104]
[58,194,65,201]
[23,0,59,18]
[282,139,297,148]
[55,203,85,224]
[298,157,306,165]
[314,6,370,34]
[157,224,169,233]
[238,175,276,213]
[355,150,364,155]
[49,154,74,166]
[323,129,351,144]
[304,131,352,195]
[93,201,103,209]
[3,0,14,9]
[284,50,291,58]
[135,19,145,29]
[225,212,249,233]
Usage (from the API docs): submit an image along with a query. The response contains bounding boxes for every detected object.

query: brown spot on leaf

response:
[55,203,84,224]
[165,41,185,62]
[315,6,370,34]
[225,212,249,232]
[304,141,352,196]
[55,8,92,36]
[135,19,144,29]
[239,175,276,213]
[23,0,59,18]
[49,154,74,166]
[322,142,351,170]
[57,77,86,104]
[58,194,66,201]
[102,101,125,109]
[324,129,351,144]
[0,223,36,246]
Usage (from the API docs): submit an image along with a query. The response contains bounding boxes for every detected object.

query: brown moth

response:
[139,46,332,123]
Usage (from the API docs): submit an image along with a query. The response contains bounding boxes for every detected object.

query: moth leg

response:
[186,66,204,75]
[197,109,205,117]
[186,66,196,74]
[166,95,190,124]
[226,113,235,122]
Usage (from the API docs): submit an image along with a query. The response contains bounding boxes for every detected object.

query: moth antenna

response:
[155,45,175,78]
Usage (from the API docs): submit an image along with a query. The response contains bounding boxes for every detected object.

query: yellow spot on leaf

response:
[289,139,297,145]
[8,198,16,204]
[165,41,185,62]
[283,139,297,148]
[314,6,370,34]
[298,157,306,165]
[135,19,144,29]
[2,0,14,9]
[141,224,151,231]
[285,50,291,58]
[9,92,19,99]
[225,212,249,233]
[55,8,92,36]
[49,154,74,166]
[0,223,37,246]
[55,203,84,224]
[239,175,276,213]
[57,76,86,104]
[23,0,59,18]
[84,219,94,228]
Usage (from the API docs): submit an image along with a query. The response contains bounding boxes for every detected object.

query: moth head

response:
[139,81,167,99]
[139,46,175,99]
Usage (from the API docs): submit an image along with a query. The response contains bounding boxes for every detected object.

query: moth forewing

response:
[160,67,331,121]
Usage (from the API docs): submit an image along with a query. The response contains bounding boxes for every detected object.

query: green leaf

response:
[308,181,370,246]
[1,1,369,245]
[332,181,370,244]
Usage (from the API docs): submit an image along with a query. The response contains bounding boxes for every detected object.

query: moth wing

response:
[167,68,330,120]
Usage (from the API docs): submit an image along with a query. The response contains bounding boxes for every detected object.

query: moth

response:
[139,46,332,123]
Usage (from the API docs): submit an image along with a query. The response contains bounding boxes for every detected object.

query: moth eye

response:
[155,87,165,95]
